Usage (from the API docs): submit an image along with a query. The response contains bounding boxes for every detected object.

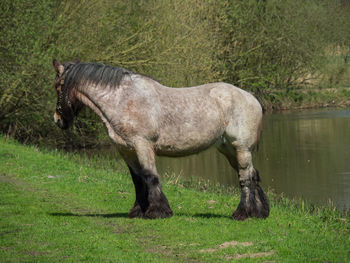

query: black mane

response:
[63,62,132,90]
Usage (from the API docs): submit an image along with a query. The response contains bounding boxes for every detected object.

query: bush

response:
[0,0,58,143]
[0,0,349,147]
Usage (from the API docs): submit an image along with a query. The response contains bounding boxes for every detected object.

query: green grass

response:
[0,136,349,262]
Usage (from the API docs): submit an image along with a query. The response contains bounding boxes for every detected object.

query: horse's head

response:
[52,58,82,129]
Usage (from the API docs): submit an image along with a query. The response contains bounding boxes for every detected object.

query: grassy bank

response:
[1,136,349,262]
[262,87,350,111]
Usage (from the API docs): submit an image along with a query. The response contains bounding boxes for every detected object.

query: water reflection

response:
[157,109,350,210]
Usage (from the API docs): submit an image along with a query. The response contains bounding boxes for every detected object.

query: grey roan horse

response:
[52,59,269,220]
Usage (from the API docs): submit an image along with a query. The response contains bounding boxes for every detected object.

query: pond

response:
[156,108,350,211]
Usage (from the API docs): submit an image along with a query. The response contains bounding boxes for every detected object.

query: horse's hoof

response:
[232,208,249,221]
[233,174,270,220]
[144,204,173,219]
[128,204,144,218]
[232,205,269,220]
[232,189,269,220]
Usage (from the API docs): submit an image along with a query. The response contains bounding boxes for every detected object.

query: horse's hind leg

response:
[233,148,269,220]
[218,142,269,220]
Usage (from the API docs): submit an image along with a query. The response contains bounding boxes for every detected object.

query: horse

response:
[52,59,269,220]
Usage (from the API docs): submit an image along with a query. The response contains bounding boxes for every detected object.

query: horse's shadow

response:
[49,212,230,219]
[49,212,129,218]
[178,212,231,219]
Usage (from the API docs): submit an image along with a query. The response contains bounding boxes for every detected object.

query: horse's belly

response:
[154,126,224,157]
[155,139,219,157]
[154,84,231,156]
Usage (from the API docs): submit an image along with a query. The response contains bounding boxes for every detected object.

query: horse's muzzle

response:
[54,112,69,129]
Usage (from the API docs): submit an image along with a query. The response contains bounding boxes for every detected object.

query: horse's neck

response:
[75,88,126,144]
[77,82,119,106]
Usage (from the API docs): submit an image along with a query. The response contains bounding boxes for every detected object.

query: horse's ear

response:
[74,58,80,64]
[53,59,64,74]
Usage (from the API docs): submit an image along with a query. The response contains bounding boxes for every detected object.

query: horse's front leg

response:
[127,165,148,218]
[121,139,173,219]
[139,168,173,219]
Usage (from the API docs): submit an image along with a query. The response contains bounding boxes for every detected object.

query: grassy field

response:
[0,136,349,262]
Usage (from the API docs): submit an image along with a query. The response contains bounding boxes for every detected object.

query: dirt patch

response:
[0,175,18,184]
[219,241,253,249]
[224,250,275,260]
[200,240,253,253]
[24,250,50,257]
[0,175,35,192]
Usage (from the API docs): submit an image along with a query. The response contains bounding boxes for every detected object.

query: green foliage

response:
[213,0,350,106]
[1,0,350,147]
[0,0,58,142]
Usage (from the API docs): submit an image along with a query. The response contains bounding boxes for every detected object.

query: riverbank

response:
[261,87,350,111]
[1,136,349,262]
